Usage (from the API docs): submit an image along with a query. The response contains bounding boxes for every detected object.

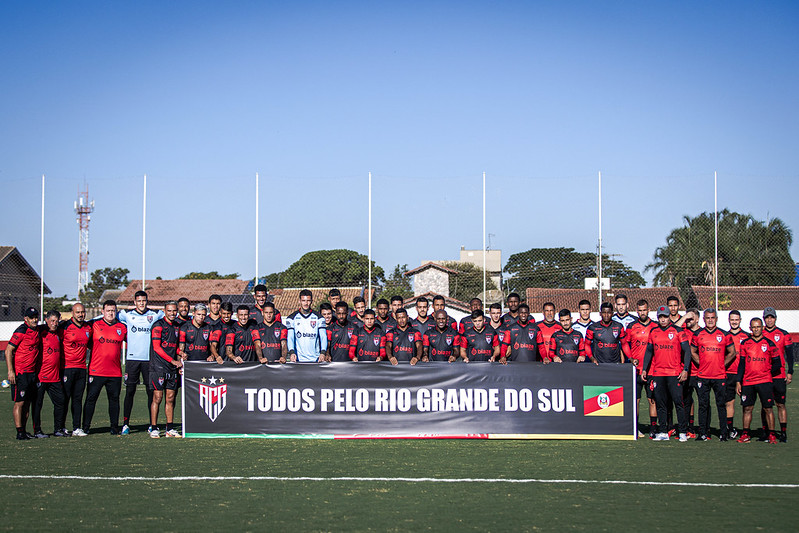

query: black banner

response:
[182,362,637,439]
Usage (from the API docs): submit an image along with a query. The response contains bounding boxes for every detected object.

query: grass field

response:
[0,361,795,531]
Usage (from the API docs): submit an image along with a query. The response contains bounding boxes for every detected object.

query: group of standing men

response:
[5,285,792,443]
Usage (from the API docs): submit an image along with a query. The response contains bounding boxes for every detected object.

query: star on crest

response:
[201,377,207,383]
[209,376,218,385]
[219,378,225,383]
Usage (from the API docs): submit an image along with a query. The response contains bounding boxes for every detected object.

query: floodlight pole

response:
[255,172,259,285]
[597,171,603,308]
[142,174,147,291]
[368,172,372,308]
[40,174,45,322]
[482,171,486,309]
[714,171,719,308]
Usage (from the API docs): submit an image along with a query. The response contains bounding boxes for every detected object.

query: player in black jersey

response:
[205,294,223,326]
[175,297,191,326]
[389,295,404,319]
[501,304,545,362]
[178,304,214,361]
[423,310,463,362]
[460,310,499,362]
[318,303,334,334]
[225,306,265,364]
[411,297,436,335]
[351,296,366,327]
[459,298,483,334]
[209,302,234,364]
[549,309,591,363]
[432,295,459,331]
[502,292,521,326]
[256,302,287,363]
[348,310,387,361]
[585,303,629,364]
[386,308,422,364]
[375,298,396,331]
[327,289,342,308]
[328,302,359,362]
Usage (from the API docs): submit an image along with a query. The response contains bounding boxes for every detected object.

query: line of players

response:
[5,285,793,443]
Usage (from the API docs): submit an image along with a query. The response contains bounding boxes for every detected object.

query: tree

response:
[80,267,130,304]
[277,250,385,288]
[42,295,73,313]
[180,271,239,280]
[503,247,645,294]
[646,210,795,288]
[440,262,498,302]
[380,264,414,300]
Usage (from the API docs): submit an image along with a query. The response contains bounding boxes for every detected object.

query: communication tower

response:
[74,185,95,295]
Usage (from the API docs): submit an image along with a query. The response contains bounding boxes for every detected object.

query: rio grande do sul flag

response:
[583,386,624,417]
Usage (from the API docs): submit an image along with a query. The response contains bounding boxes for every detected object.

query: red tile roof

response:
[525,287,685,312]
[402,292,471,313]
[690,285,799,311]
[269,287,375,315]
[404,262,459,276]
[117,279,249,306]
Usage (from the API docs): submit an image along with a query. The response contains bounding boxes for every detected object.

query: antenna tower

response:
[74,184,95,295]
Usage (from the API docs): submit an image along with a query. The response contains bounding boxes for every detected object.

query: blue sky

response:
[1,2,797,297]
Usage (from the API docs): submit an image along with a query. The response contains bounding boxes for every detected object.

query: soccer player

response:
[612,293,636,330]
[32,311,67,438]
[681,308,702,435]
[349,309,388,362]
[319,303,334,331]
[327,302,357,362]
[226,306,265,364]
[205,294,223,326]
[411,297,436,335]
[761,306,793,442]
[178,304,214,362]
[285,289,328,362]
[459,310,499,362]
[549,310,590,364]
[487,303,506,341]
[736,318,780,444]
[423,310,463,362]
[667,295,682,324]
[624,299,658,437]
[328,288,342,308]
[725,310,747,438]
[209,302,234,364]
[585,303,629,364]
[175,297,191,326]
[386,308,422,364]
[389,295,404,319]
[5,307,41,440]
[59,302,91,436]
[690,308,737,441]
[251,284,282,324]
[350,296,366,327]
[641,305,691,442]
[117,290,163,436]
[501,304,545,363]
[256,302,287,364]
[432,295,459,330]
[537,302,562,361]
[501,293,521,326]
[149,301,183,438]
[82,300,127,436]
[459,298,483,334]
[573,299,593,339]
[375,298,396,331]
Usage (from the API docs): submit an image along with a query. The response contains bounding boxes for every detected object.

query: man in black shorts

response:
[148,301,183,438]
[5,307,41,440]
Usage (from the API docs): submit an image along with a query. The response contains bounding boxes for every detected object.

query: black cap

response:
[23,307,38,319]
[763,307,777,319]
[656,305,669,317]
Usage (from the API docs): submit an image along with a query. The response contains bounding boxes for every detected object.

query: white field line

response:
[0,474,796,488]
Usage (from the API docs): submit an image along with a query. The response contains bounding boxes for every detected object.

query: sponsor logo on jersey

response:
[199,378,227,422]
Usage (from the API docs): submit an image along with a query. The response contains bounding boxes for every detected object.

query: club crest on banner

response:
[199,379,227,422]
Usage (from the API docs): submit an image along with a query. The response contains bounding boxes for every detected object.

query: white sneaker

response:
[637,430,645,438]
[679,433,689,442]
[72,428,88,437]
[149,428,160,439]
[653,432,669,441]
[121,425,130,435]
[165,429,182,438]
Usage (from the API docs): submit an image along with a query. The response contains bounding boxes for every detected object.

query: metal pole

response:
[368,172,372,308]
[597,171,602,308]
[142,174,147,291]
[40,175,44,322]
[714,171,719,308]
[255,172,259,285]
[482,171,486,309]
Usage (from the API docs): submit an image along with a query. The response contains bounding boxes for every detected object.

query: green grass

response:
[0,361,795,531]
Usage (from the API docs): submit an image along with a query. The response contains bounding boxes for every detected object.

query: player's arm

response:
[252,330,267,364]
[348,332,359,361]
[455,335,467,363]
[412,335,422,365]
[736,350,746,395]
[317,320,328,362]
[4,342,16,384]
[380,334,392,364]
[422,334,430,362]
[619,330,629,363]
[723,342,736,368]
[152,326,179,367]
[546,337,558,364]
[785,336,794,383]
[490,334,500,362]
[285,318,296,360]
[678,340,691,382]
[641,343,654,380]
[178,329,188,360]
[280,328,288,363]
[690,341,700,366]
[583,329,594,361]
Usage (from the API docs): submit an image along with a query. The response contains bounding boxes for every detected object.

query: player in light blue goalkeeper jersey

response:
[285,289,328,362]
[117,290,164,434]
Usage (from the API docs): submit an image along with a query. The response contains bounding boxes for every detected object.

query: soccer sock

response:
[16,427,24,435]
[727,417,734,430]
[780,423,787,435]
[123,387,136,421]
[166,422,173,432]
[689,415,695,427]
[761,410,768,431]
[650,416,657,429]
